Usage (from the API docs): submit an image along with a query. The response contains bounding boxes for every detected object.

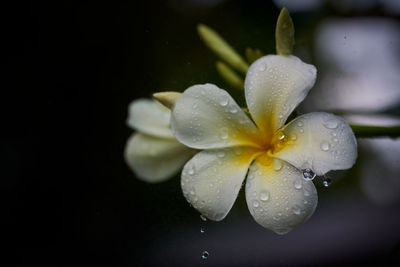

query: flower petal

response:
[245,55,316,134]
[273,112,357,175]
[181,146,259,221]
[171,84,260,149]
[245,158,318,234]
[124,133,195,183]
[127,99,174,138]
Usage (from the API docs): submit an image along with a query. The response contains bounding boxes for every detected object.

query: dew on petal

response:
[259,191,270,201]
[217,151,226,158]
[219,95,229,106]
[219,128,229,139]
[273,158,283,171]
[323,119,338,129]
[320,141,330,151]
[294,179,302,189]
[253,200,260,208]
[292,205,301,215]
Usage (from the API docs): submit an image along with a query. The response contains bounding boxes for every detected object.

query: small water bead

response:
[201,251,209,259]
[302,169,316,181]
[219,96,229,106]
[294,179,303,189]
[200,214,207,221]
[219,128,229,139]
[323,119,338,129]
[292,205,301,215]
[200,227,205,233]
[260,191,270,201]
[273,159,283,171]
[320,141,330,151]
[296,121,304,127]
[291,134,297,141]
[253,200,260,208]
[259,64,266,72]
[217,151,226,158]
[277,132,285,140]
[229,106,238,114]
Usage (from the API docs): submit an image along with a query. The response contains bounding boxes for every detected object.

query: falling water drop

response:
[200,227,205,233]
[201,251,209,259]
[323,176,332,187]
[200,214,207,221]
[302,169,316,181]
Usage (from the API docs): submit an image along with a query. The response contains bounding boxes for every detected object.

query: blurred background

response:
[2,0,400,266]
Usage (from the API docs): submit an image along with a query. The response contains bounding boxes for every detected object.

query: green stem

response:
[350,124,400,138]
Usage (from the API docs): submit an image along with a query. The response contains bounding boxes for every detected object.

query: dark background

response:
[2,0,400,266]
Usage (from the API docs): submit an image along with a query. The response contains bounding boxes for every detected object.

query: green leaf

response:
[197,24,249,74]
[275,8,295,56]
[216,61,244,90]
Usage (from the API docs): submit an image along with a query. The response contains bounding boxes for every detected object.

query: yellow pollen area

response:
[249,129,289,167]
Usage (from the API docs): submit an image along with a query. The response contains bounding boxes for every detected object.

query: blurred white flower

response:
[170,55,357,234]
[124,99,195,183]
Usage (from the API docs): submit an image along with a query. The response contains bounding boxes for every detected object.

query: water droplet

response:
[219,128,229,139]
[323,176,332,187]
[260,191,270,201]
[200,227,205,233]
[201,251,209,259]
[291,134,297,141]
[296,121,303,127]
[320,141,330,151]
[192,103,198,109]
[259,64,266,72]
[217,151,225,158]
[200,214,207,221]
[229,106,238,114]
[190,189,195,195]
[277,131,285,140]
[302,169,316,181]
[234,147,243,155]
[294,179,302,189]
[273,159,283,171]
[323,119,338,129]
[292,205,301,215]
[253,200,260,207]
[219,96,229,106]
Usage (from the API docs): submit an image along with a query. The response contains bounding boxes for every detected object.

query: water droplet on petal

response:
[200,214,207,221]
[323,119,338,129]
[294,179,302,189]
[291,134,297,141]
[259,63,266,72]
[302,169,316,181]
[219,128,229,139]
[273,159,283,171]
[201,251,209,259]
[229,106,238,114]
[217,151,226,158]
[253,200,260,207]
[219,95,229,106]
[297,121,303,127]
[292,205,301,215]
[320,141,330,151]
[259,191,270,201]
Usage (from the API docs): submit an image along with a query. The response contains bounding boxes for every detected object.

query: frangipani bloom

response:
[124,99,195,183]
[170,55,357,234]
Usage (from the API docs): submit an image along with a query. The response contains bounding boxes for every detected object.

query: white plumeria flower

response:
[124,99,195,183]
[170,55,358,234]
